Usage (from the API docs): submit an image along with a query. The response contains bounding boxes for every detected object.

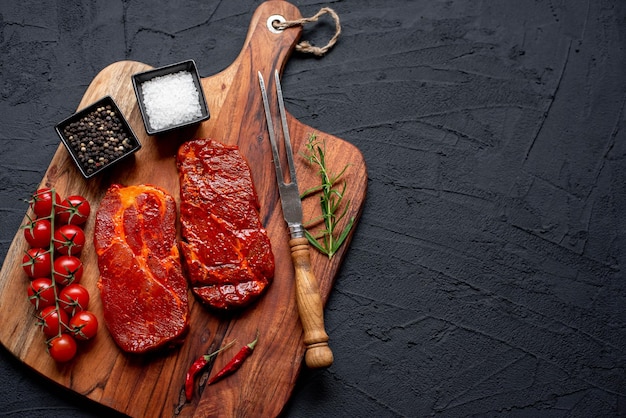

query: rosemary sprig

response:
[300,133,354,259]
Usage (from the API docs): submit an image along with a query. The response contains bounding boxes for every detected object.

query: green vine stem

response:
[300,133,354,259]
[26,188,65,341]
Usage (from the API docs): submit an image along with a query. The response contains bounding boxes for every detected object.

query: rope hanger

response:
[273,7,342,56]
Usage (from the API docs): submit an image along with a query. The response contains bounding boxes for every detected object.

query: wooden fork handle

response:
[289,237,334,368]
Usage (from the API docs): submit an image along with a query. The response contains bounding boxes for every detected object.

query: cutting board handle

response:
[224,1,304,88]
[198,1,304,151]
[244,1,302,74]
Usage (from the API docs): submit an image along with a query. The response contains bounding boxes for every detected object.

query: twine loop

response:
[273,7,341,56]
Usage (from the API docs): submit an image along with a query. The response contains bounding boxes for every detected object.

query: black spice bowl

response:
[132,59,210,136]
[55,96,142,179]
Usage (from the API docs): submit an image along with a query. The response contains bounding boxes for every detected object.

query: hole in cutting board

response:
[267,15,286,34]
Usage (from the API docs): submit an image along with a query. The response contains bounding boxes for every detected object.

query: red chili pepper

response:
[207,332,259,386]
[185,339,236,401]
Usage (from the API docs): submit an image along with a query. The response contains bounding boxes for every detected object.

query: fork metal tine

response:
[258,71,284,186]
[274,70,298,186]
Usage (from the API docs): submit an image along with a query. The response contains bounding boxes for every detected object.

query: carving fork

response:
[258,70,333,368]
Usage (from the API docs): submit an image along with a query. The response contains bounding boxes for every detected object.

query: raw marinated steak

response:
[177,138,274,310]
[94,184,189,353]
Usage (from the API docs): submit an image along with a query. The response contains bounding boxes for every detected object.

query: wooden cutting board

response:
[0,1,366,417]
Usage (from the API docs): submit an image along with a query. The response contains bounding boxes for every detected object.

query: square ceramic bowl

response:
[55,96,142,179]
[131,59,210,135]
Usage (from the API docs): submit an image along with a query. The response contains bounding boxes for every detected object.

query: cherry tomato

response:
[69,310,98,341]
[23,218,52,248]
[59,284,90,316]
[39,306,68,338]
[27,278,56,310]
[57,195,91,225]
[52,255,83,286]
[53,224,85,256]
[22,248,52,278]
[30,188,62,218]
[48,334,77,362]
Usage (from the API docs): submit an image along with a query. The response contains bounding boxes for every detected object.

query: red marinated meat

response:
[177,138,274,310]
[94,184,189,353]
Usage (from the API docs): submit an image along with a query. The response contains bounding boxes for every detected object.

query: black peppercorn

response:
[58,99,139,177]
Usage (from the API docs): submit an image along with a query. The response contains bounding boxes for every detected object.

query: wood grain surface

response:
[0,1,367,417]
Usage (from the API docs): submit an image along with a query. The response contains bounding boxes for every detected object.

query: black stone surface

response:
[1,1,625,417]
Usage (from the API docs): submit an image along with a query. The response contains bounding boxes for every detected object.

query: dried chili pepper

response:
[185,339,236,401]
[207,332,259,386]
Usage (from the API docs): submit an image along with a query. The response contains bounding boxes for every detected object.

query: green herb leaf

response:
[300,133,354,259]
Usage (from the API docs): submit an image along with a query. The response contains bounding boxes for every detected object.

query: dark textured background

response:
[1,1,625,417]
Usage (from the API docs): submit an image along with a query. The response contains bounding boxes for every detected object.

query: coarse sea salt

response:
[141,71,202,131]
